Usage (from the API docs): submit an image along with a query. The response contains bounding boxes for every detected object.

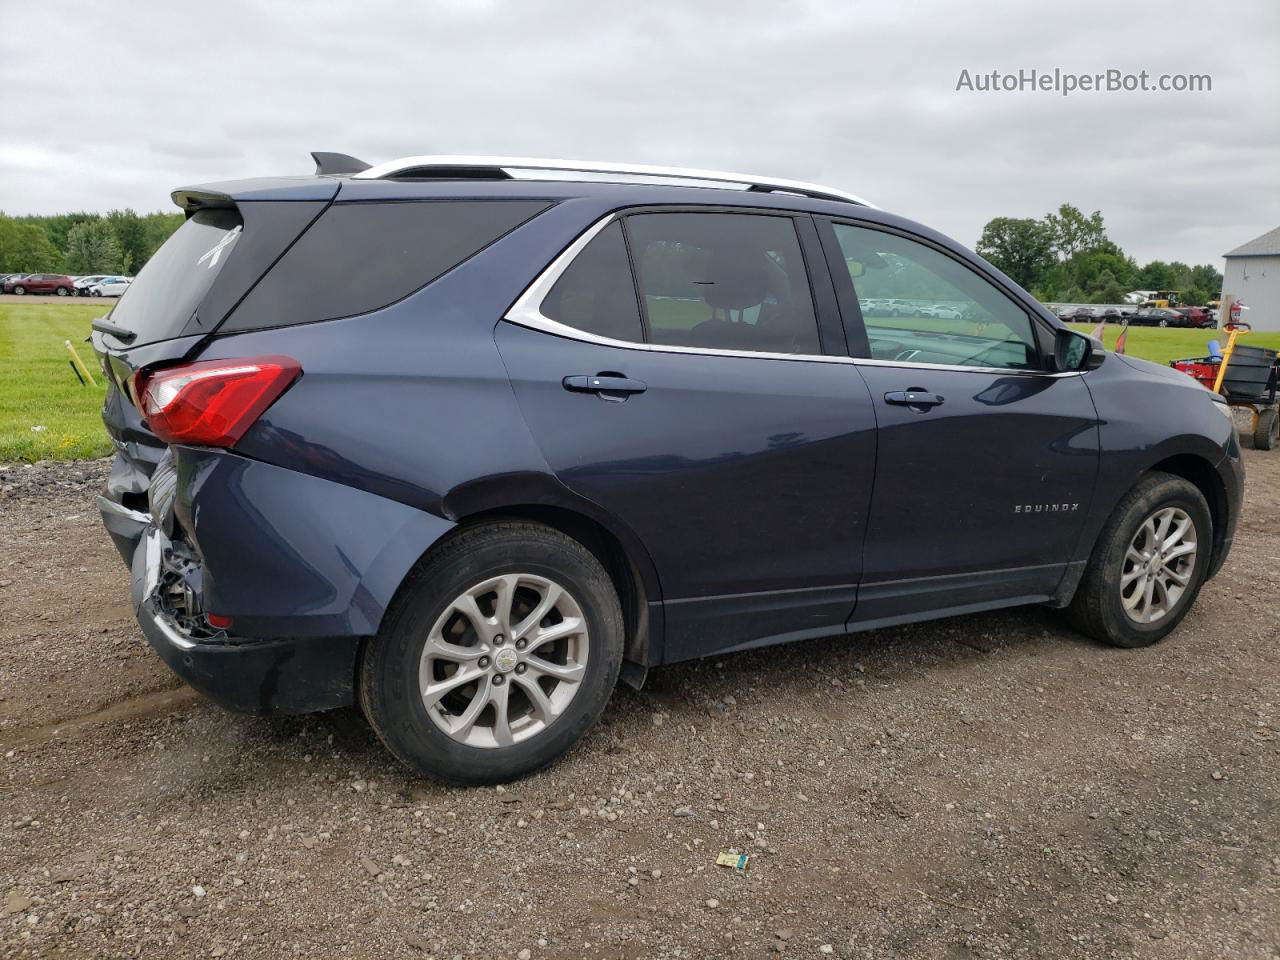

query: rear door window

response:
[541,221,645,343]
[625,212,821,356]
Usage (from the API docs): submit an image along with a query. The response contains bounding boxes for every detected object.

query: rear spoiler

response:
[171,177,340,214]
[169,152,368,212]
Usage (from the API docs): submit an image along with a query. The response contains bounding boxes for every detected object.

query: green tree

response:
[64,219,127,274]
[975,217,1056,290]
[106,209,147,273]
[0,214,63,271]
[1045,204,1107,259]
[140,212,185,268]
[21,212,98,257]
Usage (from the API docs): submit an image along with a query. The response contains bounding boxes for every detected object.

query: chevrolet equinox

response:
[93,153,1244,784]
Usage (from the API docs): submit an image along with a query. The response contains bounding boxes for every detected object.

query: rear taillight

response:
[134,356,302,447]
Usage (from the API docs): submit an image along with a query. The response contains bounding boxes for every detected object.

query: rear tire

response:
[1067,472,1211,648]
[359,522,624,785]
[1254,408,1278,450]
[56,286,69,296]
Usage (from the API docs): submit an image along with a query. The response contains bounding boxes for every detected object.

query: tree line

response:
[0,210,185,276]
[976,204,1222,306]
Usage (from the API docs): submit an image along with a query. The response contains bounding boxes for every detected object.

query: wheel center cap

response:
[493,647,519,673]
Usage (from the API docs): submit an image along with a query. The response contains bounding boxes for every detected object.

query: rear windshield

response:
[108,208,242,345]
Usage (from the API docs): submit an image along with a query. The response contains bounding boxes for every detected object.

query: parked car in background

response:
[0,274,28,289]
[2,273,76,295]
[921,303,964,320]
[1176,307,1214,328]
[75,275,119,295]
[1100,307,1123,322]
[1131,307,1188,327]
[88,278,133,297]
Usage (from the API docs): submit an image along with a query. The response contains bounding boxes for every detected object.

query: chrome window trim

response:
[502,213,1083,378]
[352,155,873,207]
[852,357,1082,378]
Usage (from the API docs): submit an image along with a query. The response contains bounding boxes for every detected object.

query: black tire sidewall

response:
[1087,478,1212,647]
[362,527,623,785]
[1255,409,1278,450]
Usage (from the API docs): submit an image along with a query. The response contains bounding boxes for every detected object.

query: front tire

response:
[12,285,25,295]
[1067,472,1211,648]
[359,522,624,785]
[56,286,69,296]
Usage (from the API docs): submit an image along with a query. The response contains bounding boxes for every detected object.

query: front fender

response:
[1075,357,1241,567]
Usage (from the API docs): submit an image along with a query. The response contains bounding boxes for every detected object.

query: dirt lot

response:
[1,453,1277,960]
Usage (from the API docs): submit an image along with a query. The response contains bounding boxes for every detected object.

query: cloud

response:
[1,0,1275,264]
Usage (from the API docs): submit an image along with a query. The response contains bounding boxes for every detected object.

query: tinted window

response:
[832,223,1039,370]
[224,199,549,332]
[626,213,820,355]
[542,221,644,342]
[108,208,243,346]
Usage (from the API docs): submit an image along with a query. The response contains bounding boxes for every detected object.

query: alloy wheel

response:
[1120,506,1198,624]
[418,573,589,748]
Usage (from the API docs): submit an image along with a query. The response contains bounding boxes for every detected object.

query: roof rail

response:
[349,155,871,206]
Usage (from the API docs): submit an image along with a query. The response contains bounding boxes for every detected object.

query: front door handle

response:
[563,374,648,398]
[884,390,944,407]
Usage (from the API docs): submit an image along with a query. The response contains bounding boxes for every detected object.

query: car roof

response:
[168,165,1054,326]
[171,173,950,247]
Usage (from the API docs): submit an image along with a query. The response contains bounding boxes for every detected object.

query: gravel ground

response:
[1,453,1277,960]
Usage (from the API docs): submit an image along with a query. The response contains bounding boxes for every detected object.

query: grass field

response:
[2,303,1279,462]
[0,302,112,462]
[1065,322,1280,366]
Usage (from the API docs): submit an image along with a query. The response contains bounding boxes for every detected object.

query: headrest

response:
[699,247,770,311]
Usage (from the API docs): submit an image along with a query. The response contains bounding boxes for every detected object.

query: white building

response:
[1222,226,1280,332]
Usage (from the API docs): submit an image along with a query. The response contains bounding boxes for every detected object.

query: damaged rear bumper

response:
[103,446,454,716]
[129,526,360,715]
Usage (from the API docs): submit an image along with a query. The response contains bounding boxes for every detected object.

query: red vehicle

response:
[1176,307,1215,328]
[3,273,76,296]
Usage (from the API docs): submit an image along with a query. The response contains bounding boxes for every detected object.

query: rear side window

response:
[542,221,644,342]
[626,213,821,355]
[108,208,242,345]
[222,200,549,332]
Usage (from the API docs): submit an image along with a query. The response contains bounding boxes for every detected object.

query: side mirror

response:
[1053,328,1105,372]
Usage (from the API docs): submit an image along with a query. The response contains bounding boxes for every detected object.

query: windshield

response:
[107,208,242,345]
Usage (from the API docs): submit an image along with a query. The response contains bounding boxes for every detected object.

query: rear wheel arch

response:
[390,501,661,677]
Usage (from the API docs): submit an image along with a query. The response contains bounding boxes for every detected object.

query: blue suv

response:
[93,153,1244,784]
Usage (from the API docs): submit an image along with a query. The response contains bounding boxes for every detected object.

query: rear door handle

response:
[563,375,647,397]
[884,390,944,407]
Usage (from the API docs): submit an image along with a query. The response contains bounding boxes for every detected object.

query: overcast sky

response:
[1,0,1275,266]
